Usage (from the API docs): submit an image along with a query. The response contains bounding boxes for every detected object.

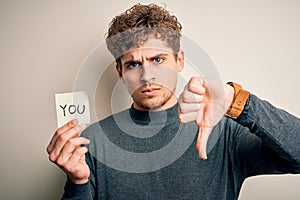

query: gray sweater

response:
[62,94,300,200]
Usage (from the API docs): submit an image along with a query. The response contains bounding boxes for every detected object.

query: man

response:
[47,4,300,200]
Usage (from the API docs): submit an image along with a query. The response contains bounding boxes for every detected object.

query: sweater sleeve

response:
[232,94,300,177]
[61,179,93,200]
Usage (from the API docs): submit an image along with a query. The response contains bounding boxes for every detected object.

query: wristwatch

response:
[226,82,250,118]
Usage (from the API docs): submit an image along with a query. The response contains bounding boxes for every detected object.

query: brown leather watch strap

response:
[227,82,250,118]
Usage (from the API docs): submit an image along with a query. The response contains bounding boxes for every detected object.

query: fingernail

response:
[78,123,87,130]
[83,138,90,143]
[80,137,90,144]
[73,118,79,125]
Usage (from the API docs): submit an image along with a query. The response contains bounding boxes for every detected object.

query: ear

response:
[176,50,184,72]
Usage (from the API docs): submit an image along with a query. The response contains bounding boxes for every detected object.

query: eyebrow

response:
[149,53,169,59]
[123,53,169,66]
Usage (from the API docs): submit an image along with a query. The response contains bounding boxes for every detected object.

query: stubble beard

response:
[132,88,174,111]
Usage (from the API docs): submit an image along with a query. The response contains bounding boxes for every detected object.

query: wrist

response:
[224,83,235,113]
[69,176,89,185]
[226,82,250,118]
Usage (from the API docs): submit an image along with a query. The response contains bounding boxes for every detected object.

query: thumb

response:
[196,125,212,160]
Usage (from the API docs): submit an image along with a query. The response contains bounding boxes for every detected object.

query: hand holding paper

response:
[47,91,91,184]
[47,119,90,184]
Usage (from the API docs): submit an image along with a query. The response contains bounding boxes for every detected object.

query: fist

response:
[178,77,234,159]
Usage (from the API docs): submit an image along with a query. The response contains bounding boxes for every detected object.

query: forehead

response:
[120,38,173,59]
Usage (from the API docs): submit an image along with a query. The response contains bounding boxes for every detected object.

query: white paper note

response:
[55,91,90,127]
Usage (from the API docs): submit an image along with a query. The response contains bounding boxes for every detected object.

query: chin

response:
[134,98,167,111]
[131,88,175,111]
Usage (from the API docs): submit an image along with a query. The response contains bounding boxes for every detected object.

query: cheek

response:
[154,66,178,90]
[122,70,142,95]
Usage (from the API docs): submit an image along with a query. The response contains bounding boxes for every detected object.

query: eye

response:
[153,57,164,64]
[128,61,142,69]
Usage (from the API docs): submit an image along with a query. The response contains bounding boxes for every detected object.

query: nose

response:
[140,64,155,84]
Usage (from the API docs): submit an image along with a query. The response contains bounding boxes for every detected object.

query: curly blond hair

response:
[105,4,182,65]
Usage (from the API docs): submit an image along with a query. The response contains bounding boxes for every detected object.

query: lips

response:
[142,87,160,92]
[142,87,161,96]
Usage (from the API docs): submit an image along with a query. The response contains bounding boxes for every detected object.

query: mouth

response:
[141,87,161,96]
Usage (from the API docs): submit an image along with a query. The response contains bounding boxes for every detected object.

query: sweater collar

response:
[129,103,179,125]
